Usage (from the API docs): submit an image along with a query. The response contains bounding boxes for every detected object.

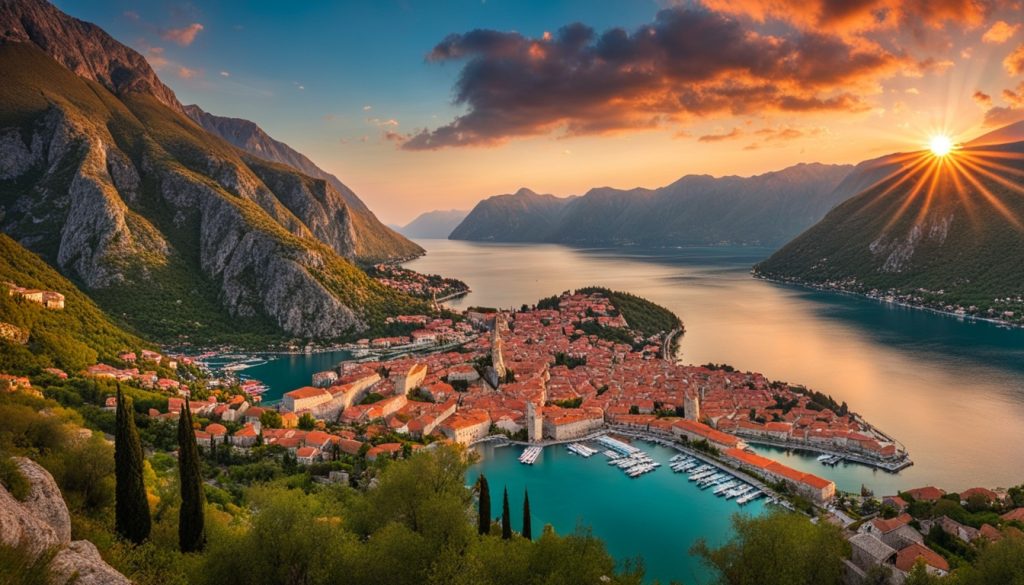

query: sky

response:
[55,0,1024,224]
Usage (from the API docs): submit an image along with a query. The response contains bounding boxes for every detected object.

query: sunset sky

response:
[57,0,1024,224]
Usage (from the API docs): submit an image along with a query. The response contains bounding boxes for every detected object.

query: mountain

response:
[755,139,1024,320]
[397,209,469,239]
[183,104,422,262]
[449,164,853,247]
[966,120,1024,147]
[449,188,574,241]
[0,0,426,342]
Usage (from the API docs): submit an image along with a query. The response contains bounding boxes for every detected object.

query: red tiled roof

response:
[895,543,949,573]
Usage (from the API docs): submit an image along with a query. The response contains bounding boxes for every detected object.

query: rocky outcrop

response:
[0,0,181,113]
[0,456,130,585]
[0,321,28,344]
[184,104,423,262]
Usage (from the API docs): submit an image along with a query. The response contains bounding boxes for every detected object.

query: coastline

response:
[753,274,1023,330]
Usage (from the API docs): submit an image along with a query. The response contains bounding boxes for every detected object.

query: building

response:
[526,401,543,443]
[895,543,949,577]
[542,408,604,440]
[282,386,333,413]
[862,513,923,550]
[6,283,64,310]
[439,410,491,445]
[724,448,836,503]
[394,363,427,395]
[672,419,744,451]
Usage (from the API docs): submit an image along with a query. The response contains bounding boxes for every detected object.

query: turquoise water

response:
[242,350,351,403]
[470,440,766,584]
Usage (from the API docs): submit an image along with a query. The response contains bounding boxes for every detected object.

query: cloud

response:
[144,46,168,69]
[398,8,908,150]
[699,0,990,35]
[698,128,744,142]
[982,20,1020,44]
[1004,82,1024,108]
[973,90,993,107]
[219,71,230,77]
[1004,43,1024,75]
[368,118,400,127]
[983,106,1024,127]
[123,10,140,22]
[162,23,204,46]
[176,66,200,79]
[363,105,373,111]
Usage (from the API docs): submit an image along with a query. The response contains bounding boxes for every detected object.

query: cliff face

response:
[0,456,131,585]
[183,104,423,262]
[450,164,854,248]
[0,28,423,341]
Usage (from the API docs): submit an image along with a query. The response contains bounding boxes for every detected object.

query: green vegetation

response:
[692,509,850,585]
[0,235,145,374]
[0,542,53,585]
[477,474,491,536]
[577,287,682,337]
[177,401,206,553]
[502,486,512,540]
[523,488,532,541]
[114,387,151,544]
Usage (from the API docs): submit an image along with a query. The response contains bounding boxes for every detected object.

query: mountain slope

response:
[397,209,469,239]
[0,234,144,373]
[0,4,426,343]
[755,142,1024,322]
[450,163,853,247]
[183,104,422,262]
[448,188,572,241]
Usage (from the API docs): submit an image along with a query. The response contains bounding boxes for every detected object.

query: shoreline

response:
[754,274,1023,331]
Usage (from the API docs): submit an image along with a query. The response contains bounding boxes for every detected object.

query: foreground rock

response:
[0,457,130,585]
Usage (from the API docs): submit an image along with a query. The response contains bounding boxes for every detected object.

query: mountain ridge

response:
[397,209,469,239]
[450,163,854,247]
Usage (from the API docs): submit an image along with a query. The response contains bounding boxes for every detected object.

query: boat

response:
[816,454,831,462]
[737,491,763,505]
[714,481,738,495]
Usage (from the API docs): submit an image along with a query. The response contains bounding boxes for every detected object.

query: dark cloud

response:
[398,7,908,150]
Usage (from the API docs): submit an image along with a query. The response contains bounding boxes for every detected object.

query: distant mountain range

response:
[756,127,1024,322]
[450,163,854,247]
[396,209,469,239]
[0,0,425,342]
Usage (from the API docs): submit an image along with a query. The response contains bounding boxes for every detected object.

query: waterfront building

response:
[282,386,333,413]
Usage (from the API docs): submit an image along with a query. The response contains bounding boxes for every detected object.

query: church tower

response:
[527,401,543,443]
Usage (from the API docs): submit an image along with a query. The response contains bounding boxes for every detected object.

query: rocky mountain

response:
[0,0,425,342]
[755,136,1024,321]
[966,120,1024,147]
[397,209,469,239]
[0,456,131,584]
[183,104,422,262]
[449,164,853,247]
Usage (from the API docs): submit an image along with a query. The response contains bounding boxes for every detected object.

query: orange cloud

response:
[973,90,993,107]
[162,23,204,46]
[982,20,1020,43]
[1005,43,1024,75]
[177,66,200,79]
[698,128,744,142]
[400,8,907,150]
[699,0,990,34]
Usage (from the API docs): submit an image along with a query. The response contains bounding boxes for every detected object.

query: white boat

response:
[714,481,738,495]
[737,491,763,505]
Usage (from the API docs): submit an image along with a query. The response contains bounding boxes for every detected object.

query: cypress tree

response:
[522,487,532,540]
[477,474,491,535]
[501,487,512,540]
[177,399,206,553]
[114,385,151,544]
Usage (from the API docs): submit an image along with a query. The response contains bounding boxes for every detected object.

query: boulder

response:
[0,456,130,584]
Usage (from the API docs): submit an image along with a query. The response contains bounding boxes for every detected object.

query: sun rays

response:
[858,136,1024,232]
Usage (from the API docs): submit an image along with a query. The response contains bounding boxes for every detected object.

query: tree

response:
[177,399,206,553]
[501,487,512,540]
[114,385,151,544]
[522,488,532,540]
[259,410,282,429]
[691,509,849,585]
[298,413,316,430]
[477,474,491,536]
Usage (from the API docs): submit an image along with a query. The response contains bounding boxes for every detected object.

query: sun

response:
[929,135,953,157]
